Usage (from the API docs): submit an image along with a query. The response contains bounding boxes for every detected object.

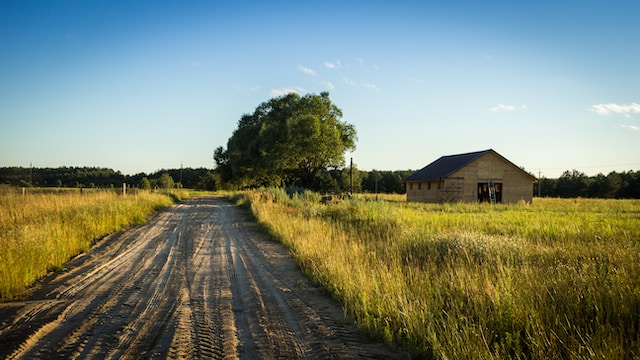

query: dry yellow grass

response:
[231,189,640,359]
[0,188,184,300]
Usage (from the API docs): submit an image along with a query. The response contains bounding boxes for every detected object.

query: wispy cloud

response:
[339,73,379,91]
[322,81,335,90]
[489,104,515,112]
[340,73,357,86]
[591,102,640,117]
[620,124,640,131]
[233,84,260,92]
[323,60,342,69]
[362,82,380,91]
[186,61,200,69]
[298,65,316,76]
[269,87,306,97]
[489,104,528,112]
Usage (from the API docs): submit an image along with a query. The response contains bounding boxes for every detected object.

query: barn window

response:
[409,183,413,190]
[427,182,431,190]
[418,182,422,190]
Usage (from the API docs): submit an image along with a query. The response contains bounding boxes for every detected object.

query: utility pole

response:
[538,170,542,197]
[180,163,183,186]
[375,171,378,201]
[349,157,353,196]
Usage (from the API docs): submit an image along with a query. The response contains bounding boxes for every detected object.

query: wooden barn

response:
[404,149,536,204]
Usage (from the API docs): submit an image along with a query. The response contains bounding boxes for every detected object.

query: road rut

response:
[0,197,406,359]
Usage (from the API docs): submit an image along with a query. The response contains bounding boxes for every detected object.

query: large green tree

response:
[216,92,356,188]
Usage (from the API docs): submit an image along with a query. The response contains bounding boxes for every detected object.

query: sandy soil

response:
[0,197,408,359]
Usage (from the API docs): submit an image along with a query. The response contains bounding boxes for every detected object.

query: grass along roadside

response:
[0,189,188,301]
[231,189,640,359]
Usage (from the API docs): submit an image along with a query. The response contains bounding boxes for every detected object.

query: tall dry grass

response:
[232,189,640,359]
[0,188,186,300]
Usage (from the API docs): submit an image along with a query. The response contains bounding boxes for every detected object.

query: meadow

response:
[0,187,188,300]
[233,189,640,359]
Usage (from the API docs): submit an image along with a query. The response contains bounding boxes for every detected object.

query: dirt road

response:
[0,197,406,359]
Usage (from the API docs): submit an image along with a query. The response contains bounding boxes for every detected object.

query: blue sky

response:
[1,1,639,178]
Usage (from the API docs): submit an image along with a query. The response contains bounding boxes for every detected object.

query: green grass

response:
[232,189,640,359]
[0,188,188,300]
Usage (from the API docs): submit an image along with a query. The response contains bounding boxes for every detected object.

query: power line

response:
[531,162,640,171]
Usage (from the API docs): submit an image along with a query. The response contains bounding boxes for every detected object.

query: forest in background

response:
[0,166,215,191]
[1,166,638,199]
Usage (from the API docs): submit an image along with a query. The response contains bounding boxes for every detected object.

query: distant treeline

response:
[0,166,412,194]
[536,169,640,199]
[1,167,638,199]
[0,167,217,191]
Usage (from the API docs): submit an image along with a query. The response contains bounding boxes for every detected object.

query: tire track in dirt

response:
[0,197,408,359]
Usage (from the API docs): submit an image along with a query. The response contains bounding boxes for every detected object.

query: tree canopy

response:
[215,92,357,188]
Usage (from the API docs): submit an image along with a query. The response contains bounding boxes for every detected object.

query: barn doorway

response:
[478,182,502,203]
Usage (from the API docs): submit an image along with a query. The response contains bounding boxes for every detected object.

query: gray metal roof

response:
[403,149,491,182]
[403,149,536,183]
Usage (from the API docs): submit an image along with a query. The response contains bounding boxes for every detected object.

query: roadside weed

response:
[235,189,640,358]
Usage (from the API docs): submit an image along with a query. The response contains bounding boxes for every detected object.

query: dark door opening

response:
[478,182,502,203]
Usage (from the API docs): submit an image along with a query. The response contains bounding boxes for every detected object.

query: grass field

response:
[0,188,188,300]
[233,189,640,359]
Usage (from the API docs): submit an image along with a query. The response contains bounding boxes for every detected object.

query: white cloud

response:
[339,73,379,91]
[488,104,528,113]
[269,87,305,97]
[298,65,316,76]
[591,102,640,117]
[362,82,380,91]
[322,81,335,90]
[323,60,342,69]
[489,104,516,112]
[233,84,260,92]
[620,124,640,131]
[340,73,357,86]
